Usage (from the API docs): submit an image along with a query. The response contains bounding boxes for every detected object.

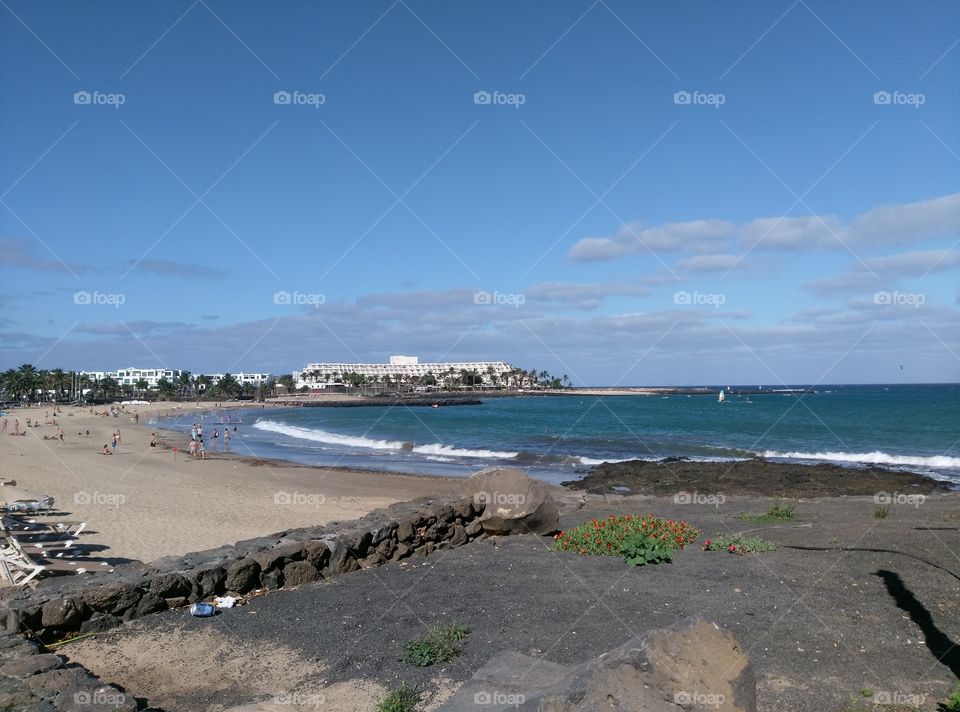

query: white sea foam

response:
[578,456,638,466]
[412,443,518,459]
[254,420,517,460]
[253,420,405,451]
[761,449,960,469]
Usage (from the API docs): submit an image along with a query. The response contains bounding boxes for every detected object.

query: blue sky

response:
[1,0,958,385]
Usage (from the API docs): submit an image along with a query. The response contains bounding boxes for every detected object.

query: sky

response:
[1,0,958,385]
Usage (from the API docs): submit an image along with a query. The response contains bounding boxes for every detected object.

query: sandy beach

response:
[0,402,461,564]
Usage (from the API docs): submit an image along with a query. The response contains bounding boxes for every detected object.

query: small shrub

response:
[377,682,421,712]
[702,534,776,555]
[947,681,960,710]
[873,506,890,520]
[620,533,674,566]
[553,514,700,557]
[404,623,469,667]
[738,500,796,523]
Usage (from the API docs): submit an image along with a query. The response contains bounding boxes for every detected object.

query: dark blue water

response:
[155,385,960,485]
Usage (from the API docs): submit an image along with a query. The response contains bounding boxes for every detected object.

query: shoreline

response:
[0,401,465,565]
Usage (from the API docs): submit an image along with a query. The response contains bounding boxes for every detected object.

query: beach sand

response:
[0,402,460,564]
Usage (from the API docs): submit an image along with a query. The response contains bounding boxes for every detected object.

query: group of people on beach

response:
[102,429,122,455]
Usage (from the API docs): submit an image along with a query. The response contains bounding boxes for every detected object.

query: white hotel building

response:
[294,356,513,389]
[80,368,273,390]
[81,367,183,388]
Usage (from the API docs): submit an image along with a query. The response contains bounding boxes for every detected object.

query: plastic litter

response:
[213,596,237,609]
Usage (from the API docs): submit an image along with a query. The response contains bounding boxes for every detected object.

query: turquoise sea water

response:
[156,384,960,485]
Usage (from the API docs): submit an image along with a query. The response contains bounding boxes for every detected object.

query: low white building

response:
[81,367,183,388]
[294,356,514,389]
[196,373,274,391]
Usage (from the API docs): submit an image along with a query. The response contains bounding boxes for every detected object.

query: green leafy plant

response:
[873,505,890,520]
[404,623,470,667]
[702,534,776,555]
[553,514,700,557]
[620,533,674,566]
[947,681,960,710]
[377,682,422,712]
[738,500,796,523]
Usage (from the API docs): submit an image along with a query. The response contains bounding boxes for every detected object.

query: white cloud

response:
[569,220,735,261]
[570,192,960,263]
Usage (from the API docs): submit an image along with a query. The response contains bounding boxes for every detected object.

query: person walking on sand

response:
[198,439,205,460]
[115,429,121,447]
[13,419,20,436]
[58,427,64,442]
[150,433,157,452]
[188,439,197,459]
[1,419,6,433]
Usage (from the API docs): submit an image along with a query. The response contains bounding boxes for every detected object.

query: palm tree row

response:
[0,364,286,404]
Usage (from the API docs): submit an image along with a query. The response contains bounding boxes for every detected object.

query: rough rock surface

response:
[441,617,755,711]
[466,468,559,535]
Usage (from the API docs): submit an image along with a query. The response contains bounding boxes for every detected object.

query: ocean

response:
[155,384,960,486]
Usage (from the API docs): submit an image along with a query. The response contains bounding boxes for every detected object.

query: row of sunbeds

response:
[0,480,115,586]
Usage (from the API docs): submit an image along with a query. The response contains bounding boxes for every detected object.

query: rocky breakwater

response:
[0,495,489,641]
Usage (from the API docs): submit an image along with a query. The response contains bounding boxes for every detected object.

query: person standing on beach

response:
[116,429,121,447]
[1,419,6,433]
[188,439,197,459]
[198,439,205,460]
[150,433,157,452]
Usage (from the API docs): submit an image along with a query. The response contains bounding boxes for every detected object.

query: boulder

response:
[441,617,755,712]
[40,596,89,631]
[225,558,261,594]
[281,561,319,587]
[148,572,191,599]
[80,584,142,616]
[465,468,559,536]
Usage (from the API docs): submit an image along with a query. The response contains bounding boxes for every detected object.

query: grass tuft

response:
[702,534,776,555]
[873,505,891,520]
[738,499,796,523]
[377,682,422,712]
[404,623,470,667]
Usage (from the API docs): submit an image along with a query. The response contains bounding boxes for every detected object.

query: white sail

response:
[718,390,725,402]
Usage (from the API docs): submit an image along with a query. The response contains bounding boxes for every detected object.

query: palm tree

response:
[215,373,241,398]
[135,378,149,397]
[278,374,296,393]
[100,376,120,401]
[16,364,40,401]
[196,374,213,395]
[177,371,194,400]
[48,368,67,402]
[156,377,176,400]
